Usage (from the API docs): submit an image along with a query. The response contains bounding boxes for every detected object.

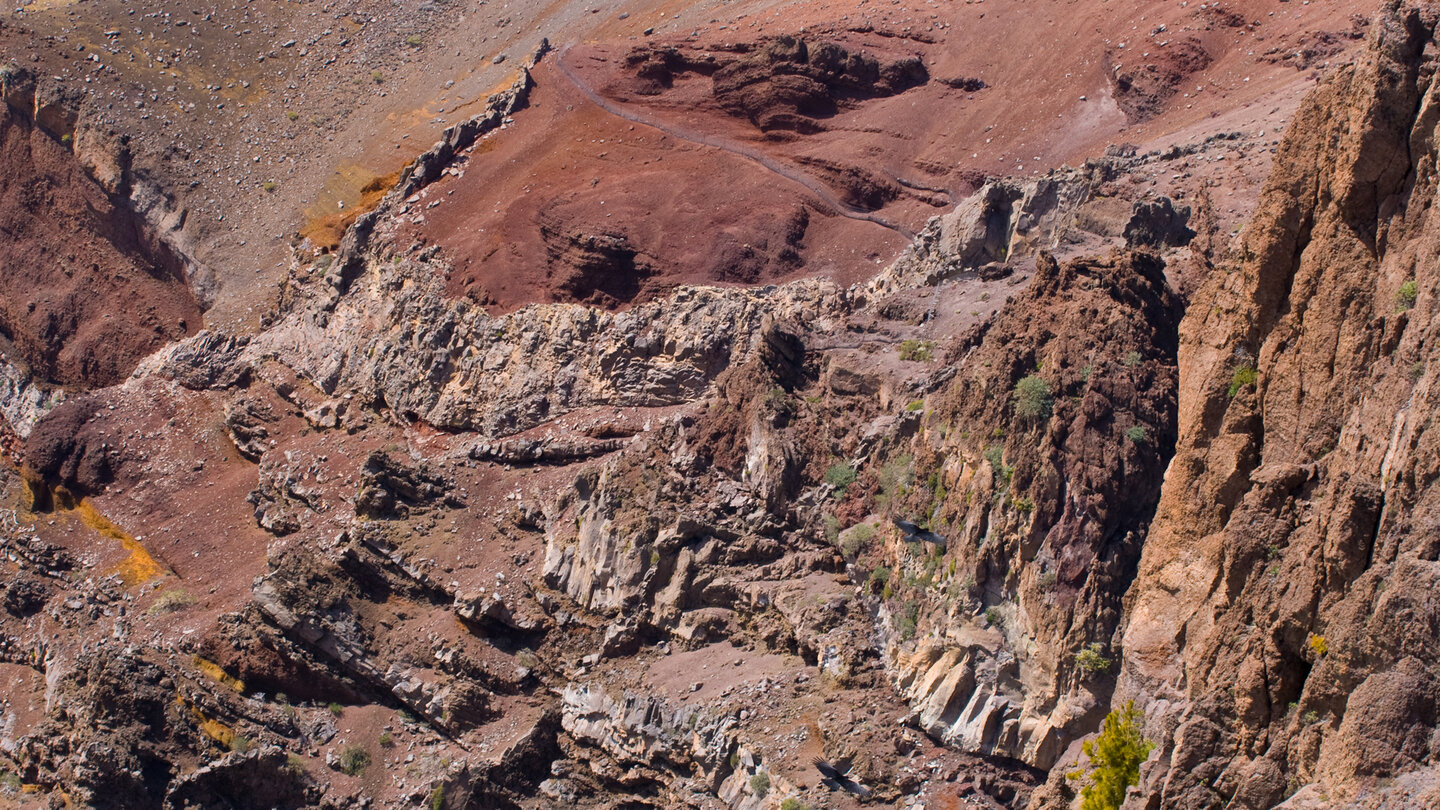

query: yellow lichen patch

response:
[178,694,236,748]
[193,656,246,694]
[70,501,169,586]
[299,165,400,251]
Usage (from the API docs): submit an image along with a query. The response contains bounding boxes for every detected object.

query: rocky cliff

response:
[1116,4,1440,807]
[5,1,1435,808]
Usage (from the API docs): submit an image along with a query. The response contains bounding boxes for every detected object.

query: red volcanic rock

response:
[0,103,200,388]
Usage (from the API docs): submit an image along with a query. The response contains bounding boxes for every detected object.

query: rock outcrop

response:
[1118,4,1440,807]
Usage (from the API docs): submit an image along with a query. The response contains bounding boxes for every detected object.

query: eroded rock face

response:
[0,77,201,390]
[861,250,1182,770]
[1119,4,1440,806]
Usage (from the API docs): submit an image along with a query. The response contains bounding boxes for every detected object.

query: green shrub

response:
[1077,701,1153,810]
[824,462,857,491]
[876,454,913,502]
[899,339,934,361]
[984,444,1006,472]
[371,70,384,83]
[1307,634,1328,657]
[1075,643,1111,675]
[906,399,924,412]
[1126,425,1146,443]
[285,110,299,121]
[749,771,770,798]
[894,601,920,640]
[869,566,892,588]
[405,34,424,46]
[1122,350,1142,368]
[516,649,540,669]
[1228,365,1257,397]
[1037,571,1058,591]
[327,702,345,717]
[285,754,307,775]
[337,744,370,776]
[1397,279,1418,310]
[229,734,252,753]
[780,799,809,810]
[1013,375,1053,421]
[984,606,1002,627]
[262,180,278,192]
[378,731,394,748]
[429,785,445,810]
[841,523,876,557]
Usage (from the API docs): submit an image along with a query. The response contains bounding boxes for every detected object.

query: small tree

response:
[1013,375,1053,421]
[1077,701,1153,810]
[1075,643,1111,675]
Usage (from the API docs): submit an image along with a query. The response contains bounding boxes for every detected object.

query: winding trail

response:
[554,44,915,241]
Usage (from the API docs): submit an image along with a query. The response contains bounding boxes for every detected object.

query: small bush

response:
[1123,350,1142,368]
[1307,634,1328,657]
[869,566,892,588]
[765,386,796,416]
[516,649,539,669]
[648,548,660,567]
[749,771,771,798]
[371,70,384,83]
[824,462,857,491]
[262,180,277,192]
[429,785,445,810]
[229,734,252,754]
[1397,279,1418,310]
[337,744,370,776]
[285,110,299,121]
[378,732,394,748]
[895,601,920,640]
[1301,710,1320,725]
[1038,570,1058,592]
[327,702,345,717]
[60,132,73,146]
[1075,643,1111,675]
[906,399,924,412]
[1013,375,1053,421]
[984,444,1006,473]
[1228,365,1257,397]
[899,339,934,362]
[780,799,810,810]
[148,588,195,615]
[984,606,1002,627]
[1126,425,1146,443]
[1077,701,1153,810]
[841,523,876,558]
[405,34,424,46]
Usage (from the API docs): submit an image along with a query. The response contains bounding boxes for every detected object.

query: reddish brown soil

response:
[0,105,200,388]
[397,0,1376,313]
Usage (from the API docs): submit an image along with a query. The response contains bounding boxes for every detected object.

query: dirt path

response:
[554,44,915,241]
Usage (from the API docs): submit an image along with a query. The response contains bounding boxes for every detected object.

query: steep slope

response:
[1118,4,1440,807]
